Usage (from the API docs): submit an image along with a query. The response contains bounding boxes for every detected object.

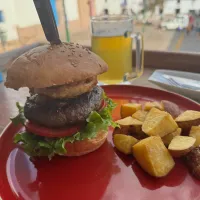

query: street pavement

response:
[167,29,200,53]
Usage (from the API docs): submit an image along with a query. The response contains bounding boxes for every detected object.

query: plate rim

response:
[102,85,200,106]
[1,84,200,200]
[1,85,200,139]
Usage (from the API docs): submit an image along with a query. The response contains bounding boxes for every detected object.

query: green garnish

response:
[13,94,117,160]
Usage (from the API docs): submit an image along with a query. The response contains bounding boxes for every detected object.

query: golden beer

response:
[92,35,132,84]
[91,15,144,84]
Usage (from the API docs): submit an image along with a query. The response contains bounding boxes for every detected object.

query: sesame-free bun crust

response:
[64,131,108,156]
[5,43,108,90]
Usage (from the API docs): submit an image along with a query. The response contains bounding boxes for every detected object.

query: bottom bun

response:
[65,131,108,156]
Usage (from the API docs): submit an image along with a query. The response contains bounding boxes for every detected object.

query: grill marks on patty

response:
[24,86,103,128]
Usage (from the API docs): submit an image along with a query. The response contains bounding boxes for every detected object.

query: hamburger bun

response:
[5,43,108,90]
[65,131,108,156]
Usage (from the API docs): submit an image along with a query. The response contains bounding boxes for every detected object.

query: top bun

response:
[5,43,108,89]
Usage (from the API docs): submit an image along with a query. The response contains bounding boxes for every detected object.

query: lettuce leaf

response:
[13,95,117,160]
[10,102,26,125]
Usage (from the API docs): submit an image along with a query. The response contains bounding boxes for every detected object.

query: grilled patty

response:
[24,86,103,128]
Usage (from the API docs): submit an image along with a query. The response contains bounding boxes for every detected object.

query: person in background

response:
[195,12,200,37]
[186,13,194,35]
[120,0,128,15]
[103,0,109,15]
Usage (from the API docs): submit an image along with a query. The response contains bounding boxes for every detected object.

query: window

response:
[189,10,195,14]
[0,0,200,54]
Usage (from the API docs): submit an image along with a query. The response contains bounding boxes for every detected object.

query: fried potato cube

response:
[132,136,175,177]
[144,101,164,111]
[168,136,196,157]
[113,134,138,155]
[132,110,148,122]
[189,126,200,147]
[116,116,143,126]
[175,110,200,132]
[162,128,182,146]
[161,100,181,118]
[142,108,178,137]
[121,103,142,118]
[114,117,146,139]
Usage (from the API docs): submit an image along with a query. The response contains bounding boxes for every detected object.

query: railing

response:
[0,43,200,74]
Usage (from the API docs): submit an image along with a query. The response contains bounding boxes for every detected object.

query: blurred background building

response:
[0,0,94,46]
[0,0,200,53]
[162,0,200,15]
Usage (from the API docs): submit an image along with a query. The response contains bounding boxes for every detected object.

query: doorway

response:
[175,9,180,15]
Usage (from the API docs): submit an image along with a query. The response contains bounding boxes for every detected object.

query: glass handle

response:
[123,32,144,82]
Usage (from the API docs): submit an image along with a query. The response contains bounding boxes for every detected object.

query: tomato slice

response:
[25,100,106,138]
[25,121,82,138]
[98,99,106,111]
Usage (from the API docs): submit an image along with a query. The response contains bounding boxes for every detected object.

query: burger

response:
[5,43,117,159]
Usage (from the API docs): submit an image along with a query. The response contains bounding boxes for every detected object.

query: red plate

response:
[0,85,200,200]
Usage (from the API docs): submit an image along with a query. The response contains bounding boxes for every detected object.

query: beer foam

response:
[91,15,133,37]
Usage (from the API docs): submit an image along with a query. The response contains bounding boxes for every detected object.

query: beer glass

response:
[91,15,144,84]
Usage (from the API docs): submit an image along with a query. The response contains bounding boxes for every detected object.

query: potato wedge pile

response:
[113,100,200,179]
